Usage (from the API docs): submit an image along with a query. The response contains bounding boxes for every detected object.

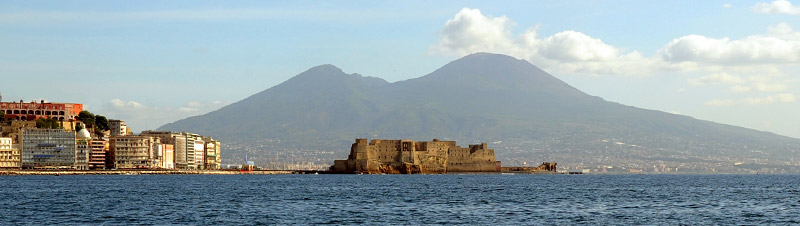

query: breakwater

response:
[0,169,295,176]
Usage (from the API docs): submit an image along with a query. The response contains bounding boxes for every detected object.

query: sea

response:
[1,174,799,225]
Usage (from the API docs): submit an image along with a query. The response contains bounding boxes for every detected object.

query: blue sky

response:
[1,0,799,138]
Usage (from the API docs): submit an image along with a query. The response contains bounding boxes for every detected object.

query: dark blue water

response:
[1,174,799,225]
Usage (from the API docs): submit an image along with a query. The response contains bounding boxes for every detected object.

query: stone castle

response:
[332,139,501,174]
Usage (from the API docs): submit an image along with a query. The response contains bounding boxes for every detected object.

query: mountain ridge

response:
[159,52,800,172]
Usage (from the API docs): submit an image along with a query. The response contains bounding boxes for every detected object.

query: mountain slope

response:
[159,53,800,172]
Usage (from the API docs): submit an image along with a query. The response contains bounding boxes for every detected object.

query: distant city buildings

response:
[0,99,222,170]
[140,131,188,169]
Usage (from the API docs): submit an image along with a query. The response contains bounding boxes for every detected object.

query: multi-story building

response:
[140,131,186,169]
[203,137,221,170]
[182,132,200,169]
[108,119,131,137]
[193,139,205,169]
[110,136,160,169]
[155,144,174,169]
[0,137,21,169]
[0,100,83,121]
[74,129,91,170]
[88,139,107,170]
[21,128,76,169]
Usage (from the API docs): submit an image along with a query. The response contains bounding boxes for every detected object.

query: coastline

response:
[0,169,295,176]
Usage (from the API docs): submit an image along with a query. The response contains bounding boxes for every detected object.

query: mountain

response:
[159,53,800,173]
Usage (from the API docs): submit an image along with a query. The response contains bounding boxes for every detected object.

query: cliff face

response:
[332,139,501,174]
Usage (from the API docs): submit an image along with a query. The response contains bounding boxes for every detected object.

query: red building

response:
[1,100,83,121]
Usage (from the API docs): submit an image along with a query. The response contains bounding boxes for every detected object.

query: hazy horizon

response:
[1,1,798,139]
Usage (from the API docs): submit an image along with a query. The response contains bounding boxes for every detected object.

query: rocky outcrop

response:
[501,162,558,173]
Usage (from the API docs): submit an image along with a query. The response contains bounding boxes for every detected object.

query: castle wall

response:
[335,139,500,174]
[446,144,499,172]
[414,141,448,173]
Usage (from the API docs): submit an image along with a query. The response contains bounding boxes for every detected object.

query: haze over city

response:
[1,0,799,139]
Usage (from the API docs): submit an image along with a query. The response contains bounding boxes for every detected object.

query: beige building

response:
[74,129,91,170]
[0,137,21,169]
[110,136,159,169]
[333,138,501,174]
[182,132,201,169]
[88,139,107,170]
[140,131,187,169]
[108,119,131,137]
[203,137,220,170]
[157,144,175,169]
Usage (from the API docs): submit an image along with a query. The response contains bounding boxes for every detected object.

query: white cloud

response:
[706,99,736,107]
[740,74,790,92]
[689,72,744,86]
[179,107,198,112]
[744,93,796,104]
[752,0,800,15]
[432,9,800,78]
[689,72,790,93]
[431,8,516,56]
[535,30,621,62]
[431,8,800,109]
[185,101,203,108]
[723,3,733,8]
[431,8,651,76]
[752,82,788,92]
[109,98,147,110]
[658,24,800,64]
[730,85,753,93]
[178,100,228,113]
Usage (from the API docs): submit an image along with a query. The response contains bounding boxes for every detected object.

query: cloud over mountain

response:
[430,8,799,107]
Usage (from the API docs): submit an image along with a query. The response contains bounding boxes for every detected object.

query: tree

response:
[0,110,4,122]
[36,117,61,129]
[95,115,109,131]
[77,110,95,128]
[75,123,84,132]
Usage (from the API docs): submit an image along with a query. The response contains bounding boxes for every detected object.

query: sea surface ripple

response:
[1,174,799,225]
